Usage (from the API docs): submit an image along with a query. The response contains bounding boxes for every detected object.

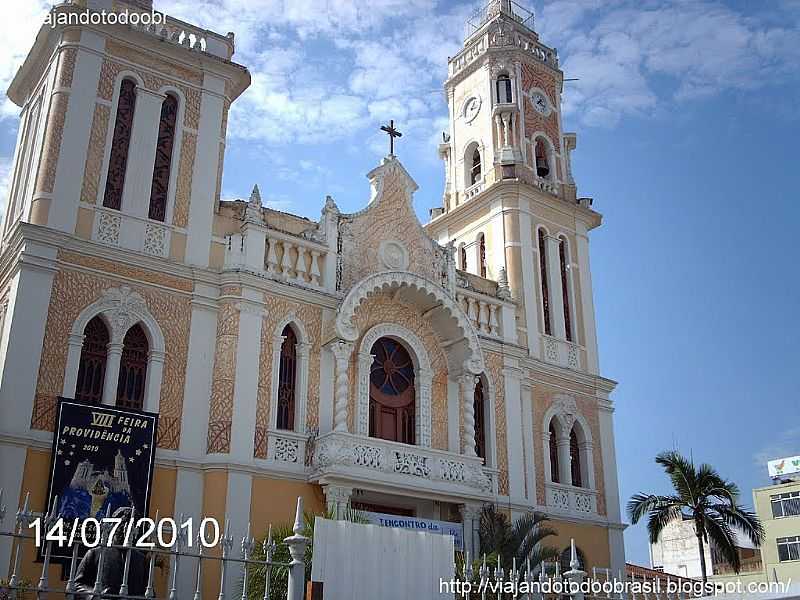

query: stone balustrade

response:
[311,431,493,497]
[265,231,326,289]
[456,289,503,338]
[464,180,484,201]
[92,206,171,258]
[541,335,583,371]
[130,15,234,59]
[265,429,308,471]
[545,482,598,516]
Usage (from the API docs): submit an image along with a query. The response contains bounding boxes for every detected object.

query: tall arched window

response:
[478,234,487,278]
[103,78,137,210]
[470,147,482,185]
[538,229,552,335]
[75,316,109,404]
[117,324,148,410]
[535,138,550,178]
[369,337,415,445]
[570,427,582,487]
[148,93,178,222]
[459,244,467,270]
[277,325,297,430]
[549,421,560,483]
[474,378,486,460]
[559,237,573,342]
[496,74,512,104]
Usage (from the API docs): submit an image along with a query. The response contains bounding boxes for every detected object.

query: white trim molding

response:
[62,285,165,413]
[356,323,433,448]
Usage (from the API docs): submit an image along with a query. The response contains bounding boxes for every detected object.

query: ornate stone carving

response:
[331,340,353,431]
[393,451,430,478]
[378,240,409,271]
[272,436,300,463]
[143,222,168,257]
[95,211,121,246]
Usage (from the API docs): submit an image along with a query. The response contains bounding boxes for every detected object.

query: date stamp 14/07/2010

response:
[29,517,222,549]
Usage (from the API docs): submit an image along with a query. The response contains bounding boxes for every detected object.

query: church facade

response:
[0,0,625,591]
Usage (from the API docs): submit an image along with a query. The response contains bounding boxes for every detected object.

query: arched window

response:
[470,147,482,186]
[478,234,487,278]
[148,93,178,222]
[538,229,552,335]
[496,74,512,104]
[276,325,297,430]
[535,138,550,178]
[103,78,137,210]
[570,427,582,487]
[549,421,560,483]
[117,324,148,410]
[559,237,573,342]
[369,337,415,445]
[75,316,109,404]
[474,378,486,460]
[459,244,467,270]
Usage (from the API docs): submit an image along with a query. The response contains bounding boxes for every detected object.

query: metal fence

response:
[0,488,309,600]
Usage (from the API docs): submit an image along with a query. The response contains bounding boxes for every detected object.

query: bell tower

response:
[427,0,600,374]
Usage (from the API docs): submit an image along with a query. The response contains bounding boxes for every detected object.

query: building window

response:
[103,78,137,211]
[75,316,109,404]
[276,325,297,430]
[777,536,800,562]
[570,428,582,487]
[559,237,573,342]
[535,138,550,178]
[538,229,552,335]
[496,74,512,104]
[369,337,415,445]
[772,492,800,518]
[148,93,178,222]
[474,378,486,460]
[116,324,148,410]
[478,234,487,278]
[470,147,482,186]
[549,421,559,483]
[459,244,467,271]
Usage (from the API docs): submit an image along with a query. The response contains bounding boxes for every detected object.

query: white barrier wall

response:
[311,517,455,600]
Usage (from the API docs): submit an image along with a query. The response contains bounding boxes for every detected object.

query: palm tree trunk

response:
[696,532,708,586]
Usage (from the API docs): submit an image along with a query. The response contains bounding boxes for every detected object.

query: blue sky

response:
[1,0,799,566]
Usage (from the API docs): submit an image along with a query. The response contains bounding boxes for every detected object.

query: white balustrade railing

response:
[456,289,502,338]
[312,431,493,496]
[463,180,484,201]
[92,206,171,258]
[266,429,308,469]
[541,335,582,370]
[265,231,326,289]
[545,482,598,516]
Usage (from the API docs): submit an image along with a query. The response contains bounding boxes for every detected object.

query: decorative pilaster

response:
[62,332,85,398]
[461,373,477,457]
[417,367,433,448]
[459,503,482,558]
[557,433,572,485]
[324,484,353,519]
[331,340,353,431]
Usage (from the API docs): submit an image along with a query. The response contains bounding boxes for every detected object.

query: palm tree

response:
[477,503,559,574]
[627,451,764,585]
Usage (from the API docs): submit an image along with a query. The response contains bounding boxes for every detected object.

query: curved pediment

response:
[336,157,454,294]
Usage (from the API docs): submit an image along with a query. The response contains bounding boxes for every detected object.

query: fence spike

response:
[119,540,133,596]
[37,528,53,594]
[217,516,232,600]
[0,487,5,524]
[144,551,157,598]
[292,497,304,535]
[193,534,205,600]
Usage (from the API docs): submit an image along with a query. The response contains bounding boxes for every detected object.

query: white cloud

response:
[541,0,800,126]
[753,426,800,467]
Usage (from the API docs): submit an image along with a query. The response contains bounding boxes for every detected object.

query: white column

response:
[186,73,226,267]
[317,338,335,434]
[459,503,481,559]
[557,433,572,485]
[229,301,264,460]
[62,332,85,397]
[48,32,104,233]
[0,242,57,434]
[296,342,310,432]
[503,365,526,500]
[545,235,566,339]
[173,466,203,597]
[521,382,536,503]
[0,444,26,578]
[324,484,352,519]
[330,340,352,431]
[121,87,165,218]
[178,292,218,457]
[576,220,600,374]
[460,373,477,456]
[144,349,165,413]
[224,471,253,591]
[447,377,460,453]
[518,210,541,358]
[101,342,123,406]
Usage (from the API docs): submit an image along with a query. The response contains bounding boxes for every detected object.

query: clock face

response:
[531,91,550,116]
[463,96,481,123]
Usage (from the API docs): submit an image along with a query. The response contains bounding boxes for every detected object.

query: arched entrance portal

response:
[369,337,415,444]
